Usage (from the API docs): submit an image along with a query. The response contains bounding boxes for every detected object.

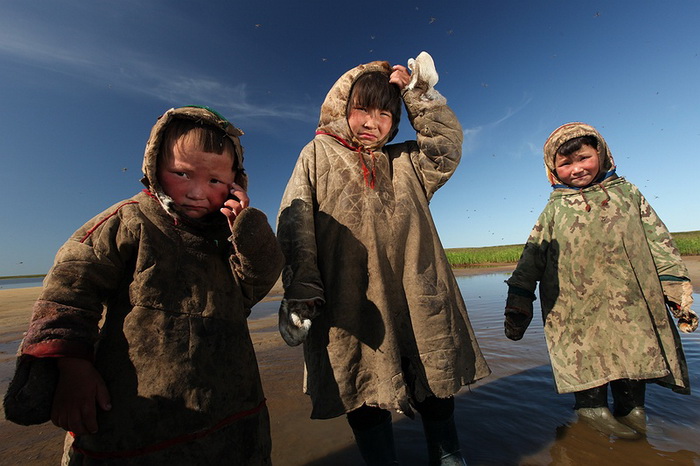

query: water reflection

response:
[257,272,700,464]
[449,273,700,465]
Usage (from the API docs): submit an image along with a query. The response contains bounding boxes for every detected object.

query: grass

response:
[1,232,698,278]
[446,230,700,268]
[445,244,524,268]
[670,230,700,256]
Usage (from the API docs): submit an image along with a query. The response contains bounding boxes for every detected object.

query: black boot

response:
[421,414,467,466]
[611,379,647,433]
[573,385,640,439]
[349,409,398,465]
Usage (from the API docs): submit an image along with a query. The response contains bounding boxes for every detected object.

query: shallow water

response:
[258,273,700,465]
[427,273,700,465]
[0,276,44,290]
[1,273,697,465]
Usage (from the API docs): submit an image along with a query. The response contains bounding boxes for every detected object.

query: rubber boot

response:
[573,385,639,439]
[351,412,399,465]
[576,407,640,439]
[615,406,647,433]
[421,414,467,466]
[611,379,647,433]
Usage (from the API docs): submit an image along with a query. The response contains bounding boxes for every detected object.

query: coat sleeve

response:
[276,141,326,304]
[21,201,140,361]
[228,207,285,308]
[401,86,464,199]
[506,204,554,296]
[635,187,689,279]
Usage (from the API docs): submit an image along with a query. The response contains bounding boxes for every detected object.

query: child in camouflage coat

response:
[504,122,697,439]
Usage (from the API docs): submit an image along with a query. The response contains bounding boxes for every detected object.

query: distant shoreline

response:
[5,255,700,282]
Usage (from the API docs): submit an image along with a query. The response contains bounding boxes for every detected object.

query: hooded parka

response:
[507,122,690,394]
[277,61,490,419]
[5,107,284,464]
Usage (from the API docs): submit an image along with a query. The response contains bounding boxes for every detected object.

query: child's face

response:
[554,144,600,188]
[157,137,236,219]
[347,103,393,147]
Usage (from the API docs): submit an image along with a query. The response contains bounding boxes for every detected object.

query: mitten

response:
[229,207,284,281]
[279,299,319,346]
[662,280,698,333]
[4,356,58,425]
[405,51,445,103]
[504,293,534,341]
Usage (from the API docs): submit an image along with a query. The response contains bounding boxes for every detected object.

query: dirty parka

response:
[507,122,690,394]
[277,61,491,419]
[4,106,284,464]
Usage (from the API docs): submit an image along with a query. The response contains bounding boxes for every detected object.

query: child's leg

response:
[610,378,646,415]
[415,396,466,466]
[610,378,647,432]
[347,405,398,465]
[573,385,608,409]
[573,384,640,439]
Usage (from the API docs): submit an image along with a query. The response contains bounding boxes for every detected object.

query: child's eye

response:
[353,106,367,113]
[380,111,392,118]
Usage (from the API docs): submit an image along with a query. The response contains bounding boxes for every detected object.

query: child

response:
[4,106,284,464]
[505,122,697,438]
[277,52,490,465]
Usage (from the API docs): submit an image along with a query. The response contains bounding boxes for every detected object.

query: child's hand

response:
[504,293,534,341]
[390,65,411,91]
[221,183,250,230]
[662,280,698,333]
[51,358,111,434]
[279,299,321,346]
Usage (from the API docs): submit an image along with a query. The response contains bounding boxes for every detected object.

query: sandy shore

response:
[0,257,698,464]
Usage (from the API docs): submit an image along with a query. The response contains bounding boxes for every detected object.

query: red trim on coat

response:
[69,398,268,459]
[22,340,94,362]
[315,131,377,189]
[80,200,139,243]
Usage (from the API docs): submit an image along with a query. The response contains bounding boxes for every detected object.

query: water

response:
[0,276,44,290]
[3,272,698,465]
[432,273,700,465]
[250,300,279,320]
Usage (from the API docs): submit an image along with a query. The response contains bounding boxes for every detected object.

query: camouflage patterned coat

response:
[7,107,283,464]
[507,122,690,394]
[277,61,490,419]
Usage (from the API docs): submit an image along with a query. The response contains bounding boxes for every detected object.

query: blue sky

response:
[1,1,699,276]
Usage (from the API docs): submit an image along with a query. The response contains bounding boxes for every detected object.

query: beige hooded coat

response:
[507,122,690,394]
[5,107,283,464]
[277,61,490,419]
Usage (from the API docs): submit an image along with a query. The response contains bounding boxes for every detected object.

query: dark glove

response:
[504,293,534,341]
[4,356,58,425]
[278,299,320,346]
[662,280,698,333]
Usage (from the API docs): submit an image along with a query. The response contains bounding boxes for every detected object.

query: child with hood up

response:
[4,106,284,465]
[505,122,696,439]
[277,52,490,465]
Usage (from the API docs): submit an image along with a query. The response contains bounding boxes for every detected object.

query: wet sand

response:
[0,258,698,465]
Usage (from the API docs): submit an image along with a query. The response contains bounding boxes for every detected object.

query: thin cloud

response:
[462,94,533,154]
[0,19,314,122]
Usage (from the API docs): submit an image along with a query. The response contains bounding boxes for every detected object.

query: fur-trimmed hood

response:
[316,61,399,150]
[141,106,248,221]
[543,122,616,188]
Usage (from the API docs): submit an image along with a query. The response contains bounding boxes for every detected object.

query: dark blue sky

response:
[1,1,699,275]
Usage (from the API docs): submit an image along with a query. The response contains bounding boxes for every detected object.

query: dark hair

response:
[160,119,237,168]
[348,71,402,126]
[556,136,598,156]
